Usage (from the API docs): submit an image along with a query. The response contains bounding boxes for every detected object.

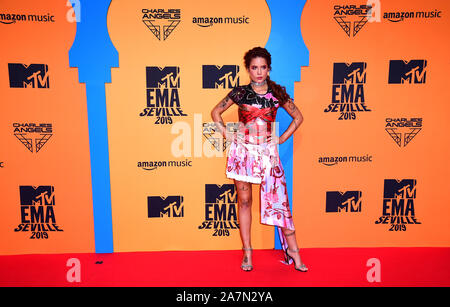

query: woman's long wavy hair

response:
[244,47,290,104]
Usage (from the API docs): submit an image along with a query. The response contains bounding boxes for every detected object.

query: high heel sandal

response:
[283,231,308,272]
[284,248,308,272]
[241,247,253,272]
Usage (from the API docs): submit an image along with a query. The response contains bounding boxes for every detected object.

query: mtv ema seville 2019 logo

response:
[375,179,421,231]
[140,66,187,125]
[14,186,63,239]
[198,184,239,237]
[324,62,371,120]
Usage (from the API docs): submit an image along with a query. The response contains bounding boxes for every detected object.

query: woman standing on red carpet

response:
[211,47,307,272]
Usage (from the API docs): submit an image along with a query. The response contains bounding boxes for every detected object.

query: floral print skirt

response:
[226,140,295,234]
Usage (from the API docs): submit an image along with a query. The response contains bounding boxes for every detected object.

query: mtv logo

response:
[326,191,362,212]
[20,186,55,206]
[333,62,367,84]
[202,65,239,89]
[147,195,184,218]
[8,63,49,88]
[146,66,180,88]
[388,60,427,84]
[205,184,236,204]
[384,179,416,199]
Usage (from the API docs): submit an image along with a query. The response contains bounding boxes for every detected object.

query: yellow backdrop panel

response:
[106,0,274,251]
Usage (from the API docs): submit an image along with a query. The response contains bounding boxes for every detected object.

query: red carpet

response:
[0,248,449,287]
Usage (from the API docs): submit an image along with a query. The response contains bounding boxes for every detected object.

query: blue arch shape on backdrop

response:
[265,0,309,249]
[68,0,118,253]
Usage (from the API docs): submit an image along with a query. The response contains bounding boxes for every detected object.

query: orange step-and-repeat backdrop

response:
[1,0,449,255]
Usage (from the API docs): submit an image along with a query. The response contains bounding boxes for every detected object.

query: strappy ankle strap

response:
[287,247,299,253]
[284,230,296,237]
[242,247,253,251]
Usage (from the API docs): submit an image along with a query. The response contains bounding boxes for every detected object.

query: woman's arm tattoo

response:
[220,96,230,109]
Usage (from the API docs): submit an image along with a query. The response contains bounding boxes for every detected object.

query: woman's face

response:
[247,57,269,83]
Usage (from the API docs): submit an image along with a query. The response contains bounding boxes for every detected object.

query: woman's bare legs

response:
[234,179,253,271]
[282,227,307,270]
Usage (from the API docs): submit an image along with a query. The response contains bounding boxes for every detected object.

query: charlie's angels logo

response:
[202,65,239,89]
[142,9,180,41]
[13,123,52,153]
[326,191,362,212]
[147,196,184,218]
[385,118,422,147]
[202,122,239,152]
[140,66,187,124]
[388,60,427,84]
[333,4,372,37]
[198,184,239,236]
[14,186,63,239]
[324,62,371,120]
[375,179,421,231]
[8,63,49,88]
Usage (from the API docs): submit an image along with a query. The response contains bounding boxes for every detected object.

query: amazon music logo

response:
[383,9,442,23]
[192,15,250,27]
[147,196,184,218]
[375,179,421,231]
[318,154,373,166]
[14,186,63,239]
[326,191,362,213]
[388,60,427,84]
[198,184,239,237]
[137,159,192,171]
[8,63,49,88]
[202,65,240,89]
[142,9,180,41]
[0,12,55,25]
[13,123,53,153]
[385,118,422,147]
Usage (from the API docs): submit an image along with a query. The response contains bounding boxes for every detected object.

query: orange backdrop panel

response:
[0,0,95,254]
[294,0,450,247]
